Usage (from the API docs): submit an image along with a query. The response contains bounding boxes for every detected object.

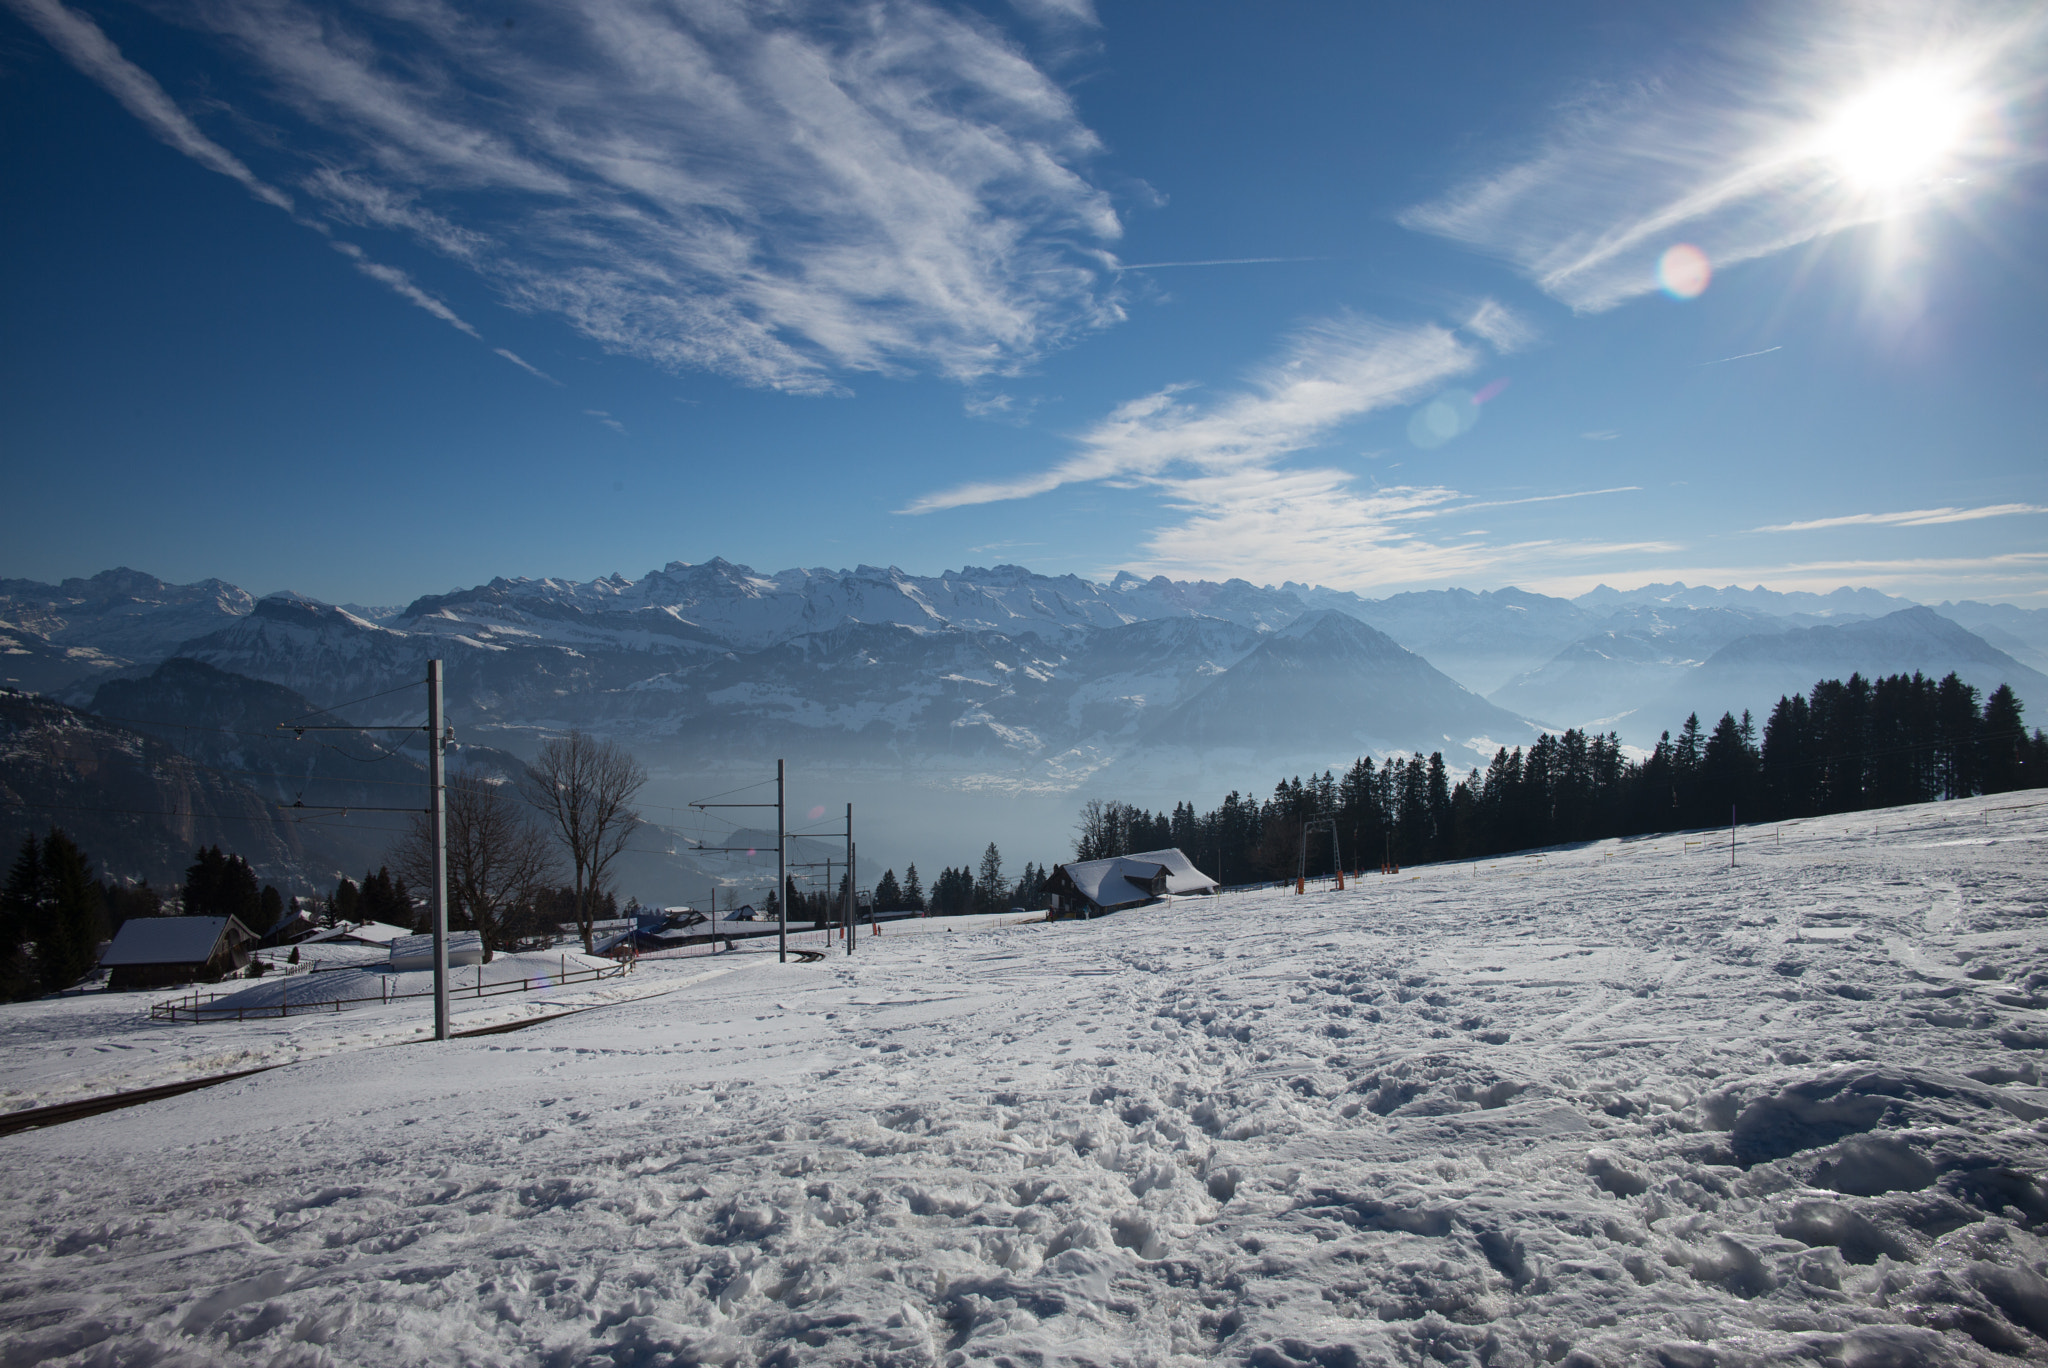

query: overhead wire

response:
[276,680,423,727]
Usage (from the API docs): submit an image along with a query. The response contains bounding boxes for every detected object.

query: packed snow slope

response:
[2,795,2047,1366]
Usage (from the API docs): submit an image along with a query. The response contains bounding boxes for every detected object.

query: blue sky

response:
[3,0,2045,608]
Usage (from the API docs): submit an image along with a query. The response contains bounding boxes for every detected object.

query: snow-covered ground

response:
[2,794,2046,1365]
[0,952,686,1115]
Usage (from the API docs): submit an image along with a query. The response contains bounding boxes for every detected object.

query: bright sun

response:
[1817,69,1974,192]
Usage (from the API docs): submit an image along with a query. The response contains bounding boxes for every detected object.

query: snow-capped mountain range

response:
[4,562,2045,780]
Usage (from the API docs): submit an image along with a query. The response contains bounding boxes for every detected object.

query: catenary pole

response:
[428,659,450,1041]
[777,759,787,963]
[846,803,855,956]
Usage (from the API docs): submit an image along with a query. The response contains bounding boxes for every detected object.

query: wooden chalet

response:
[100,915,257,991]
[1044,847,1220,919]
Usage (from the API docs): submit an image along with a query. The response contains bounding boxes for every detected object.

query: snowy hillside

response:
[3,793,2044,1365]
[0,568,253,693]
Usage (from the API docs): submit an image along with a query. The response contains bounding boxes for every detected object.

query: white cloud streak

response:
[493,348,557,384]
[1400,0,2045,311]
[333,243,479,338]
[903,314,1478,513]
[1462,297,1538,353]
[123,0,1125,393]
[1453,486,1643,514]
[5,0,571,367]
[1009,0,1100,28]
[1754,502,2048,533]
[1119,466,1673,590]
[1523,552,2048,600]
[1700,345,1783,365]
[1115,257,1321,270]
[906,303,1653,593]
[1,0,293,211]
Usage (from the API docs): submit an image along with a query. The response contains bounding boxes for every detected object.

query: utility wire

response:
[276,681,423,727]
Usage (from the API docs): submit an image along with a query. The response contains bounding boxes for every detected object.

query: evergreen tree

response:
[1934,673,1983,799]
[258,885,285,934]
[873,868,903,913]
[976,843,1004,913]
[357,867,412,927]
[1760,694,1812,818]
[36,830,103,993]
[902,864,925,912]
[185,846,261,926]
[0,835,42,999]
[1982,685,2028,794]
[100,879,162,933]
[1699,711,1760,822]
[1425,753,1452,860]
[328,876,361,925]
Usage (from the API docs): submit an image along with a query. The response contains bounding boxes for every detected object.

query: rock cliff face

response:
[0,689,326,886]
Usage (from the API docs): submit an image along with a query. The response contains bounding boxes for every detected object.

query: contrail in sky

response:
[1699,345,1782,365]
[1116,257,1322,270]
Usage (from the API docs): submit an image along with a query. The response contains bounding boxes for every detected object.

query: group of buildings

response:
[91,847,1221,989]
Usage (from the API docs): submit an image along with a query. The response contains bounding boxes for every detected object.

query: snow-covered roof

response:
[266,908,300,935]
[1122,848,1221,895]
[1055,847,1219,909]
[1057,856,1171,910]
[307,921,412,945]
[99,916,242,967]
[389,931,483,970]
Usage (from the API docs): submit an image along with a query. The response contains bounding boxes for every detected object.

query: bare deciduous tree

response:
[394,772,556,962]
[518,731,647,953]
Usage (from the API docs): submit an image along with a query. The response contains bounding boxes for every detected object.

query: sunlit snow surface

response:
[3,797,2048,1365]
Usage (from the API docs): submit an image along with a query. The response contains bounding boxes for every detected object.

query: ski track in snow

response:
[3,797,2048,1366]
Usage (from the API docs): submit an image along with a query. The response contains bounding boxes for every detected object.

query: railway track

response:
[0,1005,603,1138]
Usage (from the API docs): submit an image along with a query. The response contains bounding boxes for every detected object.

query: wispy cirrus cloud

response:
[493,348,557,384]
[331,243,479,338]
[905,301,1656,591]
[903,313,1481,513]
[1754,502,2048,533]
[94,0,1125,394]
[1114,256,1322,271]
[1399,0,2045,311]
[3,0,565,368]
[1523,552,2048,600]
[2,0,291,211]
[1008,0,1101,30]
[1118,465,1672,589]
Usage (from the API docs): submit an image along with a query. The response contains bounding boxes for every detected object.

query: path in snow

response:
[1,796,2045,1366]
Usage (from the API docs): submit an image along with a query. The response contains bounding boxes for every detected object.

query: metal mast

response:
[428,660,450,1040]
[776,759,787,963]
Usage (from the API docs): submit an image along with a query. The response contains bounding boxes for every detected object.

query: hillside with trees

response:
[1076,672,2048,880]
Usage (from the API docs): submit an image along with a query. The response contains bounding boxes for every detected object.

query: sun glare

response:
[1817,69,1974,192]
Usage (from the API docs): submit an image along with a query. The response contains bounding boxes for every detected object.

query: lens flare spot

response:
[807,805,826,820]
[1658,243,1711,299]
[1407,389,1480,449]
[1473,377,1511,405]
